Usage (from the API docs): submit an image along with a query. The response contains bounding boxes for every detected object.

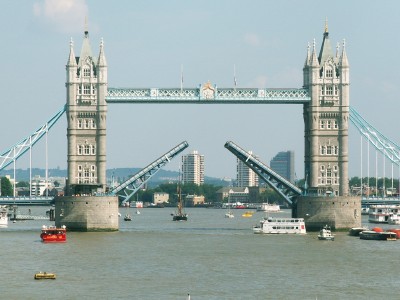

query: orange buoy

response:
[372,227,383,232]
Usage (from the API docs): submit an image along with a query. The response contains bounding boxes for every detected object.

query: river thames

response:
[1,206,399,299]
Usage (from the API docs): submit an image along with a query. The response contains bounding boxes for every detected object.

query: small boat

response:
[257,203,280,213]
[359,230,397,241]
[253,217,306,234]
[124,214,132,221]
[224,211,234,218]
[136,210,141,215]
[318,225,334,241]
[34,272,56,280]
[0,206,8,228]
[241,211,254,218]
[40,225,66,243]
[348,227,368,236]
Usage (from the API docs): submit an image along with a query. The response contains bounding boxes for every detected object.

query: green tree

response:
[16,181,30,188]
[0,176,13,196]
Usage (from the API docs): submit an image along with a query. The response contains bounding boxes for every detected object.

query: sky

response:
[1,0,400,181]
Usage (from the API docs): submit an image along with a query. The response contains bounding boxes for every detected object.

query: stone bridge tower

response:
[55,26,118,231]
[297,23,360,230]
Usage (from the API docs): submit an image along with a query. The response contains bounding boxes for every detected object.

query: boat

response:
[136,210,141,215]
[124,214,132,221]
[257,203,280,213]
[368,204,400,223]
[359,230,397,241]
[242,211,254,218]
[348,227,368,236]
[0,206,8,228]
[361,206,369,215]
[172,172,188,221]
[40,225,66,243]
[34,272,56,280]
[318,225,334,240]
[224,197,234,218]
[387,214,400,225]
[253,217,306,234]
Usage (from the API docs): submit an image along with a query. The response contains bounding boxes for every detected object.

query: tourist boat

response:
[40,225,66,243]
[368,204,400,223]
[318,225,334,241]
[0,206,8,228]
[359,230,397,241]
[387,214,400,225]
[253,217,306,234]
[257,203,280,213]
[34,272,56,280]
[172,175,187,221]
[348,227,368,236]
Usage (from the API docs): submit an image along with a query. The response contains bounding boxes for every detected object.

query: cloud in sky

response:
[33,0,88,33]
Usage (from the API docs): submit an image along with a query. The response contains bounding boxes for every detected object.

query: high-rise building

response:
[182,150,204,185]
[236,151,259,187]
[270,151,295,183]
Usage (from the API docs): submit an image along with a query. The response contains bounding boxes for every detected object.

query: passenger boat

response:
[257,203,280,213]
[0,206,8,228]
[387,214,400,225]
[348,227,368,236]
[40,225,66,243]
[318,225,334,241]
[34,272,56,280]
[359,230,397,241]
[253,217,306,234]
[368,204,400,223]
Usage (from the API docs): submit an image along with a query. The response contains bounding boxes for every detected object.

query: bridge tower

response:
[298,22,360,230]
[55,25,118,231]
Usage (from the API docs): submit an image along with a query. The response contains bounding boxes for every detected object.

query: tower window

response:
[327,146,332,155]
[326,69,333,78]
[334,120,338,129]
[326,86,333,95]
[83,84,91,95]
[83,68,91,77]
[320,120,325,129]
[321,146,326,155]
[327,121,331,129]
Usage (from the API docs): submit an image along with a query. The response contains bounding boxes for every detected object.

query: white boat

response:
[253,217,306,234]
[224,211,234,218]
[361,206,369,215]
[368,205,400,223]
[0,206,8,228]
[318,225,334,241]
[257,203,280,212]
[388,214,400,225]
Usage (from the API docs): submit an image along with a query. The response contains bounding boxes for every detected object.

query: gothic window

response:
[83,67,91,77]
[91,119,96,128]
[327,121,331,129]
[78,145,83,155]
[321,146,326,155]
[327,146,332,155]
[84,169,89,178]
[334,120,338,129]
[84,145,90,155]
[91,145,96,155]
[326,86,333,95]
[320,120,325,129]
[83,84,91,95]
[333,165,338,171]
[321,165,325,171]
[85,119,90,128]
[78,85,82,95]
[92,85,96,94]
[91,165,96,171]
[334,146,339,155]
[78,119,83,129]
[326,68,333,78]
[327,169,332,178]
[78,165,82,171]
[334,85,339,95]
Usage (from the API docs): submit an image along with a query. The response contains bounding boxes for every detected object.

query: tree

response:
[0,176,13,196]
[16,181,30,188]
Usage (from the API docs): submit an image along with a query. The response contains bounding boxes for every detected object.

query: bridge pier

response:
[55,196,118,232]
[295,196,361,231]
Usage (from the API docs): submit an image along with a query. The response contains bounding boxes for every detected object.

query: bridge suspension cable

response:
[108,141,189,204]
[0,105,66,172]
[224,141,302,206]
[349,107,400,165]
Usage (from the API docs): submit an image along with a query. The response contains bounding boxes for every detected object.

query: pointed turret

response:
[304,42,311,67]
[340,39,349,68]
[318,19,334,65]
[67,38,77,67]
[310,39,319,67]
[97,38,107,67]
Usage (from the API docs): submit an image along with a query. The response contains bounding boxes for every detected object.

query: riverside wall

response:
[295,196,361,231]
[55,196,119,231]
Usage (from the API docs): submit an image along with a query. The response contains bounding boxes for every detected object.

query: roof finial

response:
[313,38,316,51]
[84,16,88,36]
[70,37,73,48]
[342,38,346,49]
[325,17,328,33]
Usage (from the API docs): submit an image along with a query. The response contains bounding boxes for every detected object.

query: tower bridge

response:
[4,22,397,230]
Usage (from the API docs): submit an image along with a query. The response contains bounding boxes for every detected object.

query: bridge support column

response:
[295,196,361,231]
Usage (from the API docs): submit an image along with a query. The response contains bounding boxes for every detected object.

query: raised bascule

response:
[0,22,365,230]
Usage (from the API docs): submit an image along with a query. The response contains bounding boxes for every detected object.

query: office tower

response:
[270,151,295,183]
[236,151,259,187]
[182,150,204,185]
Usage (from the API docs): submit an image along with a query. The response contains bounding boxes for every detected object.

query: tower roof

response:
[78,19,95,67]
[318,20,334,65]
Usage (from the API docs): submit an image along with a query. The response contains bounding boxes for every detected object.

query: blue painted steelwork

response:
[106,87,310,104]
[108,141,189,204]
[0,105,66,171]
[350,107,400,165]
[224,141,302,206]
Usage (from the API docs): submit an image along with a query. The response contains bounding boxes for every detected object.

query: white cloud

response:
[33,0,88,33]
[244,33,261,47]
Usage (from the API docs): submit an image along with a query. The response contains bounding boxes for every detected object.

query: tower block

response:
[297,24,360,230]
[55,27,118,231]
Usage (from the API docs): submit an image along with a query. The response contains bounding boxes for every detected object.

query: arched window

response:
[326,68,333,78]
[83,67,91,77]
[78,145,83,155]
[84,145,90,155]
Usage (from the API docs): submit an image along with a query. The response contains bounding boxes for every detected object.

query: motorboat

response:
[359,230,397,241]
[253,217,306,234]
[318,225,334,241]
[34,272,56,280]
[257,203,280,213]
[40,225,66,243]
[241,211,254,218]
[224,211,234,218]
[124,214,132,221]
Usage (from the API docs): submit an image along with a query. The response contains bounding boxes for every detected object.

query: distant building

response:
[270,151,295,183]
[182,150,204,185]
[185,195,205,206]
[236,151,259,187]
[153,192,169,205]
[216,187,250,203]
[31,176,51,196]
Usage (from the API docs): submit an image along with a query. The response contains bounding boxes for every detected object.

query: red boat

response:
[40,225,67,243]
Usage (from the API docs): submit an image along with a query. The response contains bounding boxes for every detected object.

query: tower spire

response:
[84,16,89,36]
[325,17,328,33]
